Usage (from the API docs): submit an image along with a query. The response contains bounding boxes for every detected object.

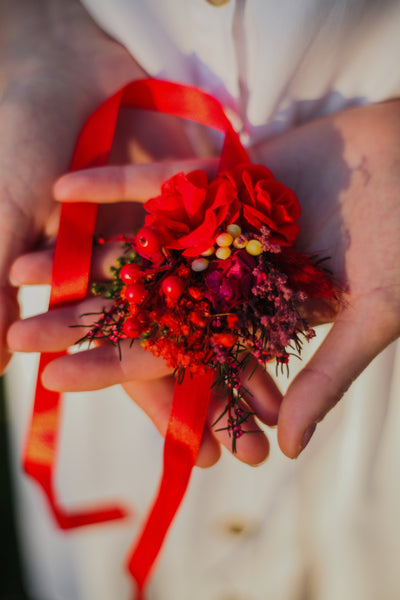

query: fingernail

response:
[298,423,316,456]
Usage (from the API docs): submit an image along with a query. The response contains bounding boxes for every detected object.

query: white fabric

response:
[7,1,400,599]
[81,0,400,141]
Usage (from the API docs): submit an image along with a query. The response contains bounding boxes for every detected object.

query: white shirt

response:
[81,0,400,142]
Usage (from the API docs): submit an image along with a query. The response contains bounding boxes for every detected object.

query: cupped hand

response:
[251,99,400,457]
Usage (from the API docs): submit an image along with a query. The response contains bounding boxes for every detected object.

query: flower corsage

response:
[78,163,335,449]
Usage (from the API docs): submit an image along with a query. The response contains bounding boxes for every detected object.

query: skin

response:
[3,2,400,465]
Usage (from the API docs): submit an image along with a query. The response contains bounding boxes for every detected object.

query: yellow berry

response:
[216,232,233,247]
[191,258,210,272]
[226,224,242,238]
[233,237,247,249]
[201,246,215,257]
[246,239,263,256]
[215,246,232,260]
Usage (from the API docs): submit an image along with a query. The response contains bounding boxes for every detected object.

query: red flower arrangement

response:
[77,163,336,450]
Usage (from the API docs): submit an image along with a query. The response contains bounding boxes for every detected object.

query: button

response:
[206,0,231,6]
[226,520,246,535]
[218,516,258,537]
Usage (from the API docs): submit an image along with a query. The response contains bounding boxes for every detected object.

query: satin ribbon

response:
[127,368,214,598]
[24,79,249,591]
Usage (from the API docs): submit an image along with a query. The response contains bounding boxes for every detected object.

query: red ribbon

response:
[24,79,249,592]
[127,368,214,597]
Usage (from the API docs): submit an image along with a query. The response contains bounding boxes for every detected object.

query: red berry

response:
[136,227,161,255]
[125,282,147,304]
[122,317,142,338]
[119,263,142,284]
[212,332,237,348]
[161,275,185,300]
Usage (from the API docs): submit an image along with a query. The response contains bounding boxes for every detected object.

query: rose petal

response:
[170,212,219,256]
[241,204,278,232]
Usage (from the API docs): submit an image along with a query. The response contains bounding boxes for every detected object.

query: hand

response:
[0,0,150,372]
[250,99,400,457]
[7,156,282,468]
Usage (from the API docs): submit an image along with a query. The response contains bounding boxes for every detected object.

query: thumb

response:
[277,299,398,458]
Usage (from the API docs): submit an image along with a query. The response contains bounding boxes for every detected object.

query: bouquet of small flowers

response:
[77,163,336,450]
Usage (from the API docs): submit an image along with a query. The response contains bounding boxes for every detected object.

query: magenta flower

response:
[205,250,255,312]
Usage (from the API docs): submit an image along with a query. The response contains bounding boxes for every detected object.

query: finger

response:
[10,242,124,286]
[53,158,218,204]
[122,377,221,469]
[41,342,172,391]
[239,359,282,426]
[277,300,398,458]
[7,297,116,352]
[9,249,55,286]
[41,343,271,465]
[207,391,270,466]
[126,376,269,467]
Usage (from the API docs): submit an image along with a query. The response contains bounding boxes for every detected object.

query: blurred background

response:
[0,377,30,599]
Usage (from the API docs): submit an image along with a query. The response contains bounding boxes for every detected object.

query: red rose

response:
[144,170,239,257]
[226,164,301,246]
